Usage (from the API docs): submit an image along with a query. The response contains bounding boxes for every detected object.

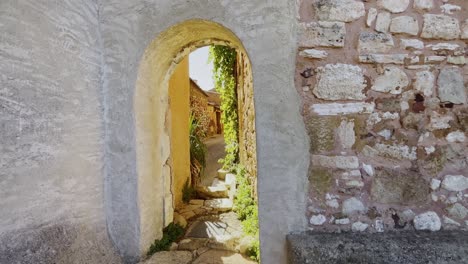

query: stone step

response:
[217,169,230,180]
[196,185,229,199]
[204,198,233,212]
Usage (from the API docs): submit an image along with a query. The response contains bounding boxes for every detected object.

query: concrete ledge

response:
[287,231,468,264]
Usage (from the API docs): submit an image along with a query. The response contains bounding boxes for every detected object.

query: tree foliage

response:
[208,45,238,170]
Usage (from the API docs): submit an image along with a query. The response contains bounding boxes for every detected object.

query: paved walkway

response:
[202,135,226,186]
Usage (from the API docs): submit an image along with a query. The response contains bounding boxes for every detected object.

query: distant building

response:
[189,79,223,137]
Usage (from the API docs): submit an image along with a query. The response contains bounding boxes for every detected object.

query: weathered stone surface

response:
[427,43,459,51]
[430,179,441,190]
[371,67,409,94]
[440,4,461,15]
[192,249,256,264]
[313,0,365,22]
[446,131,466,143]
[421,14,461,40]
[371,169,429,205]
[414,212,441,231]
[437,67,466,104]
[335,218,350,225]
[306,116,340,152]
[313,64,366,100]
[337,120,355,149]
[374,143,417,160]
[376,12,391,33]
[425,55,446,63]
[447,56,466,65]
[174,212,188,228]
[342,197,366,215]
[299,49,328,59]
[287,231,468,264]
[414,71,434,97]
[447,203,468,220]
[401,39,424,49]
[367,8,377,27]
[428,112,454,131]
[378,0,410,13]
[352,222,369,232]
[310,214,327,225]
[414,0,433,11]
[358,32,394,53]
[142,251,193,264]
[359,54,406,64]
[311,102,375,116]
[390,16,419,36]
[309,168,332,195]
[204,199,233,212]
[462,19,468,39]
[312,155,360,169]
[442,175,468,192]
[299,22,346,47]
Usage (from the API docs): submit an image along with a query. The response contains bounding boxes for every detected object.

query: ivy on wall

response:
[209,45,239,170]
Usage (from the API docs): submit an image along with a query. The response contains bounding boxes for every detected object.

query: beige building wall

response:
[169,57,191,208]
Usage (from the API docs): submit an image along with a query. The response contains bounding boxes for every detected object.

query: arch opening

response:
[106,19,258,261]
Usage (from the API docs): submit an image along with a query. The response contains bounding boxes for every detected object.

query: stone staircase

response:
[140,170,257,264]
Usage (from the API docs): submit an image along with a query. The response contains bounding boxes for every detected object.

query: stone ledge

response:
[287,231,468,264]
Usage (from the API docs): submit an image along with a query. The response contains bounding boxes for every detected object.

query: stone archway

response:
[106,19,255,261]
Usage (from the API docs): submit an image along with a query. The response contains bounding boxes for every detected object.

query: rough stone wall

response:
[190,81,210,137]
[237,52,258,197]
[297,0,468,233]
[0,0,121,263]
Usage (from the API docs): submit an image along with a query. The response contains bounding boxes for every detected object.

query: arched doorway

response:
[105,19,257,261]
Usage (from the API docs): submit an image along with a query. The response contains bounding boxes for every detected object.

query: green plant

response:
[189,114,207,168]
[182,179,195,204]
[147,223,184,256]
[232,165,260,261]
[209,45,239,171]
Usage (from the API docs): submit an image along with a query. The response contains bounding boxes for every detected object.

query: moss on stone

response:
[308,167,332,195]
[306,116,341,153]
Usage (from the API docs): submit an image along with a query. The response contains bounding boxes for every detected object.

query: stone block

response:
[442,175,468,192]
[337,120,355,149]
[310,102,375,116]
[299,49,328,59]
[371,168,428,205]
[440,4,461,15]
[312,155,360,169]
[313,0,365,22]
[308,168,332,195]
[342,197,366,215]
[358,32,394,53]
[421,14,460,40]
[390,16,419,36]
[447,203,468,219]
[375,12,391,33]
[378,0,410,13]
[414,211,441,231]
[413,70,434,97]
[359,54,406,64]
[367,8,377,27]
[305,116,340,152]
[313,64,366,100]
[437,67,466,104]
[142,251,193,264]
[401,39,424,49]
[371,66,408,94]
[298,22,346,48]
[462,19,468,39]
[414,0,433,11]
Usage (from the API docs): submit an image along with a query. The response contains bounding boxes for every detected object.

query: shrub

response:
[147,223,184,256]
